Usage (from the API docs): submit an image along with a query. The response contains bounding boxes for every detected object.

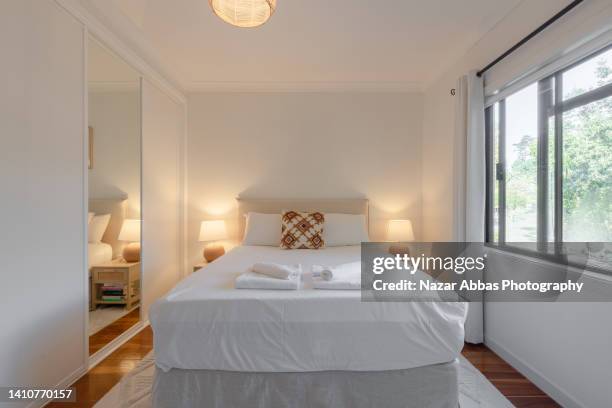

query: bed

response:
[88,198,127,261]
[88,242,113,267]
[149,199,467,408]
[88,198,127,310]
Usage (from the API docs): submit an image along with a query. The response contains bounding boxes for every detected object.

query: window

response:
[486,46,612,269]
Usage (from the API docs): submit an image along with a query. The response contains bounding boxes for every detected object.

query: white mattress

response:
[149,245,467,373]
[88,242,113,267]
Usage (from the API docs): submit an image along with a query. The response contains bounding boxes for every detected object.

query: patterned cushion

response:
[280,211,325,249]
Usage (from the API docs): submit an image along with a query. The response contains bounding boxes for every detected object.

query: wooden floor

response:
[89,307,141,355]
[51,328,559,407]
[462,343,560,407]
[48,327,153,408]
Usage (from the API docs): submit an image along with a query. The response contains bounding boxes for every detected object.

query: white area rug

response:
[95,353,513,408]
[89,306,130,335]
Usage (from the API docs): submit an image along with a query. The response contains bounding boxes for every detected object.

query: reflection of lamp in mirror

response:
[119,219,141,262]
[388,219,414,255]
[199,220,228,262]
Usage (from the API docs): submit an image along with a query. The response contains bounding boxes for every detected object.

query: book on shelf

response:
[101,290,124,296]
[101,284,124,290]
[101,295,125,301]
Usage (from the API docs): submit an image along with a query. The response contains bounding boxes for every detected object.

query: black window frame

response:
[485,44,612,273]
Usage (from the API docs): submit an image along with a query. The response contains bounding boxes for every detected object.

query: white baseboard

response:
[36,322,148,408]
[28,365,87,408]
[485,338,584,408]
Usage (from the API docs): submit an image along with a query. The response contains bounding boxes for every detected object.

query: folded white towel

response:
[312,277,361,290]
[312,261,361,281]
[251,262,300,280]
[236,266,302,290]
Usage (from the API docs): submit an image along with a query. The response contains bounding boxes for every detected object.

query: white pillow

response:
[88,214,111,243]
[242,212,282,246]
[323,213,369,246]
[88,212,95,225]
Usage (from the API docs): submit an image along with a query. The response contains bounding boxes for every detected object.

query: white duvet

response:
[149,245,467,373]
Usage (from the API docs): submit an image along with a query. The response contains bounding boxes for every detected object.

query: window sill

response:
[484,243,612,278]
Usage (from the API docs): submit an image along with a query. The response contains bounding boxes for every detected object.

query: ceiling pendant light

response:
[209,0,276,28]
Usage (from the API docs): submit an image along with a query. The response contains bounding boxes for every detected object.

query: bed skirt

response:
[152,360,459,408]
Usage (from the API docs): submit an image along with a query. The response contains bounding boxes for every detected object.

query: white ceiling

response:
[89,0,526,91]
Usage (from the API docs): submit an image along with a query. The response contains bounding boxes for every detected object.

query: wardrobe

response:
[0,1,186,405]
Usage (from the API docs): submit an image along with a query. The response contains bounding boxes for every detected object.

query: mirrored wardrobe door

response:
[87,36,142,356]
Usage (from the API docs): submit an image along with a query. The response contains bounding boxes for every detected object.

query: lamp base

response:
[123,242,141,263]
[388,244,411,256]
[204,243,225,262]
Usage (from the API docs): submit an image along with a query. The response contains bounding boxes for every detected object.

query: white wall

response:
[421,1,612,407]
[141,79,185,318]
[187,92,423,267]
[0,0,86,405]
[485,252,612,408]
[88,90,141,217]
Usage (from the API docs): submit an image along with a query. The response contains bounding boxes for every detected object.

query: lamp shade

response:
[119,219,140,242]
[388,219,414,242]
[199,220,228,242]
[209,0,276,28]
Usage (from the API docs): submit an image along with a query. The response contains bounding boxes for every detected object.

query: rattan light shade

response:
[209,0,276,28]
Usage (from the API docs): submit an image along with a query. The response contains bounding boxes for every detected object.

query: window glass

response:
[504,83,538,241]
[486,45,612,272]
[562,95,612,242]
[562,47,612,100]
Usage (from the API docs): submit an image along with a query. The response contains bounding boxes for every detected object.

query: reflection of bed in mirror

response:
[88,198,127,310]
[89,198,128,260]
[88,242,112,267]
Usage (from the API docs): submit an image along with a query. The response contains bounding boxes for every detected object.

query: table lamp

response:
[388,219,414,255]
[119,219,141,262]
[199,220,228,262]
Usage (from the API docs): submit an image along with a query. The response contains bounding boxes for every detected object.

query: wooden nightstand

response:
[193,261,208,272]
[91,261,141,310]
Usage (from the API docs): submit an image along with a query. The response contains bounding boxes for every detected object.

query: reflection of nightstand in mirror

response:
[193,261,208,272]
[91,261,140,310]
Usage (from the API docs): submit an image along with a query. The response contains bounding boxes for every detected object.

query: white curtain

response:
[454,71,485,344]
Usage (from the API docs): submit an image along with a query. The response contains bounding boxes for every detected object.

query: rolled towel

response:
[312,261,361,281]
[236,267,302,290]
[311,264,324,278]
[252,262,300,280]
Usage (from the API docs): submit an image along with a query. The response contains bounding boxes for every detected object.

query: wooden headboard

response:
[236,198,369,240]
[89,198,127,259]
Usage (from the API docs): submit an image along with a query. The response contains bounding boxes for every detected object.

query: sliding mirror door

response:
[87,37,142,355]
